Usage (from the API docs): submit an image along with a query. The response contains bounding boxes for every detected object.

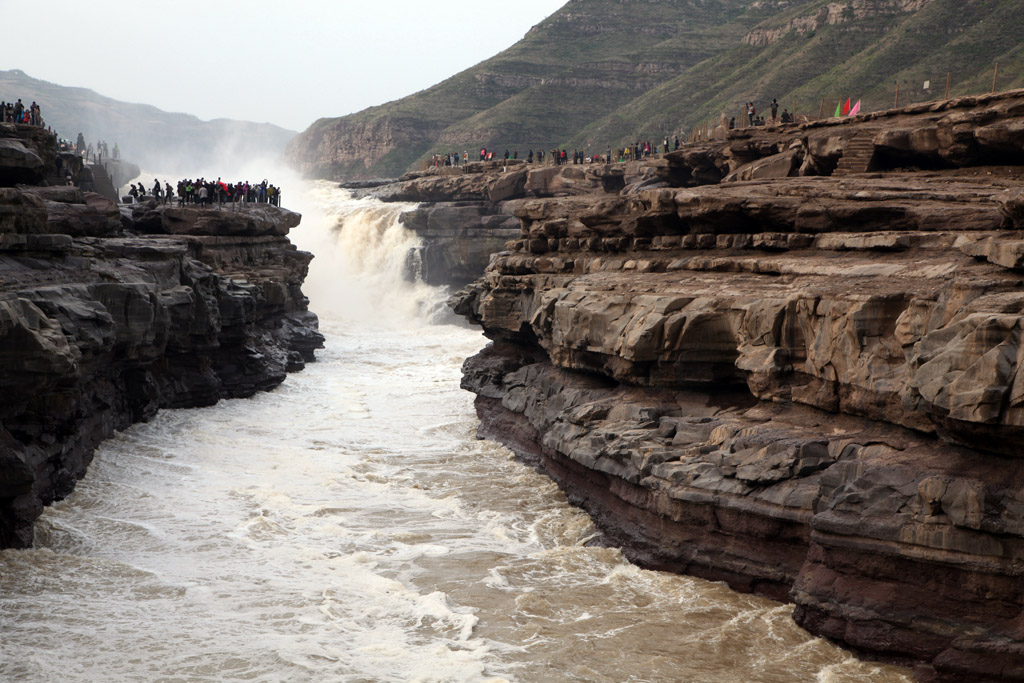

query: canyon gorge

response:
[346,89,1024,682]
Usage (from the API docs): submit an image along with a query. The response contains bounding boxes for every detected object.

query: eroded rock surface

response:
[449,93,1024,682]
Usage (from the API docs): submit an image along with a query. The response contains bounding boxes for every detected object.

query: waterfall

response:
[290,181,449,325]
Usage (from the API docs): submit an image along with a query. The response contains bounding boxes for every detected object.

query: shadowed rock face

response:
[0,125,323,549]
[0,123,54,186]
[447,93,1024,682]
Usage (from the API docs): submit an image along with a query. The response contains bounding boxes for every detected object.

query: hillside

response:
[569,0,1024,147]
[287,0,1024,181]
[0,69,296,173]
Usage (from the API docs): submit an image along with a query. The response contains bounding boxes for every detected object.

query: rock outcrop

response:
[355,159,662,287]
[0,122,323,549]
[398,202,520,287]
[448,93,1024,682]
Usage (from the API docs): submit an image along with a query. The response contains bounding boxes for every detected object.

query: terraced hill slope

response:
[287,0,1024,181]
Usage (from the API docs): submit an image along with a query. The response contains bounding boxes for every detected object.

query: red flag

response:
[842,98,852,115]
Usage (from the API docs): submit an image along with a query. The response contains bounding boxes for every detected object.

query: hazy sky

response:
[0,0,567,132]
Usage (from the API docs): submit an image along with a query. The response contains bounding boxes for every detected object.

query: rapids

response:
[0,182,911,682]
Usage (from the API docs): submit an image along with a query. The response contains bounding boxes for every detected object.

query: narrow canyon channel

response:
[0,182,912,682]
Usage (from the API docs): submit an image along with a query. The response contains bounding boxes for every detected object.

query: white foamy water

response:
[0,182,912,682]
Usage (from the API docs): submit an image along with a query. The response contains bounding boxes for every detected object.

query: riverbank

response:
[405,91,1024,682]
[0,122,323,548]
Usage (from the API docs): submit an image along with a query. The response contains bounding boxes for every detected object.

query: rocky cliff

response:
[444,91,1024,682]
[0,122,323,549]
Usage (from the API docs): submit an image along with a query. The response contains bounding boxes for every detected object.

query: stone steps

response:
[833,134,877,176]
[88,164,118,203]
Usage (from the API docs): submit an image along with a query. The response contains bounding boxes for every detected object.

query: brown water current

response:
[0,184,913,682]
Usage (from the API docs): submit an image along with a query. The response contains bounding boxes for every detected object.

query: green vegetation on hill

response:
[287,0,1024,180]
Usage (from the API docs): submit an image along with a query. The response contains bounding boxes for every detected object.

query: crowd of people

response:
[15,90,800,203]
[423,97,803,171]
[57,136,120,164]
[126,177,283,207]
[0,98,43,126]
[428,136,691,169]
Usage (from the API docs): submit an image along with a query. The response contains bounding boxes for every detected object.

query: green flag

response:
[834,100,842,117]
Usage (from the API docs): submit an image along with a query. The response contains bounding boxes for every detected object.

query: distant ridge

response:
[287,0,1024,181]
[0,69,296,173]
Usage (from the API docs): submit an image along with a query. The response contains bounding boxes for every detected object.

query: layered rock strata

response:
[359,160,647,287]
[0,122,323,549]
[398,202,520,287]
[361,90,1024,289]
[448,95,1024,682]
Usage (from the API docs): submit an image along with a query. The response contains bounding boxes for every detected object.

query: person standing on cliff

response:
[771,98,779,121]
